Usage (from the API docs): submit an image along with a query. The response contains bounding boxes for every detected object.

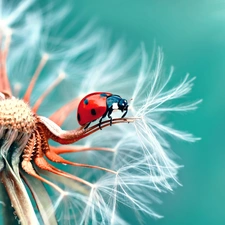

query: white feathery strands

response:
[0,1,201,225]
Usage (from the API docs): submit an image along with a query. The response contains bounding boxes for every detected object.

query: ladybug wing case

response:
[77,92,111,125]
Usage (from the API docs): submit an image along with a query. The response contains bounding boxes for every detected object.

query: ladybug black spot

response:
[91,109,96,116]
[77,113,81,121]
[84,99,88,105]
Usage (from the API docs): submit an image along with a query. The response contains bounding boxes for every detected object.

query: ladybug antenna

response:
[128,98,133,104]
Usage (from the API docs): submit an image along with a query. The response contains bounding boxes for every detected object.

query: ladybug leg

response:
[122,109,128,118]
[84,122,91,129]
[99,117,103,129]
[99,112,107,129]
[108,113,112,126]
[107,108,113,126]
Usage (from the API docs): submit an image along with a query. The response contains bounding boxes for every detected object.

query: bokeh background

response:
[1,0,222,225]
[70,1,224,225]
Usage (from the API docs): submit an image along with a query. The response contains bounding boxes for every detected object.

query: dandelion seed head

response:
[0,98,36,133]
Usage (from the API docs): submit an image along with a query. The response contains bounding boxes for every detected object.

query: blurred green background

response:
[72,1,224,225]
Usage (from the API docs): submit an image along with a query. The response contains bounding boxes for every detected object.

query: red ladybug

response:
[77,92,129,129]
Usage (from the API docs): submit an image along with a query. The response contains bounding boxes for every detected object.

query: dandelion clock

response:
[0,1,201,225]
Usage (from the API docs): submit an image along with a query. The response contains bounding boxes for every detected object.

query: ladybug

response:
[77,92,129,129]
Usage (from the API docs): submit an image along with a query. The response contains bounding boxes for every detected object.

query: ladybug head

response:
[118,98,128,112]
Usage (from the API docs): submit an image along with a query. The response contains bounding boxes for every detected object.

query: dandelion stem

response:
[23,53,49,103]
[1,169,39,225]
[0,182,18,225]
[22,161,65,195]
[40,116,136,144]
[32,72,65,113]
[45,149,117,174]
[3,30,12,58]
[50,145,114,154]
[34,156,94,188]
[37,168,90,195]
[0,31,12,97]
[21,171,58,225]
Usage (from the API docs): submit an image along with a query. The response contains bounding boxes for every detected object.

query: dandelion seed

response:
[0,1,200,225]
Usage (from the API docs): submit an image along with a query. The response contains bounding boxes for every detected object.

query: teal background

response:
[1,1,222,225]
[72,1,224,225]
